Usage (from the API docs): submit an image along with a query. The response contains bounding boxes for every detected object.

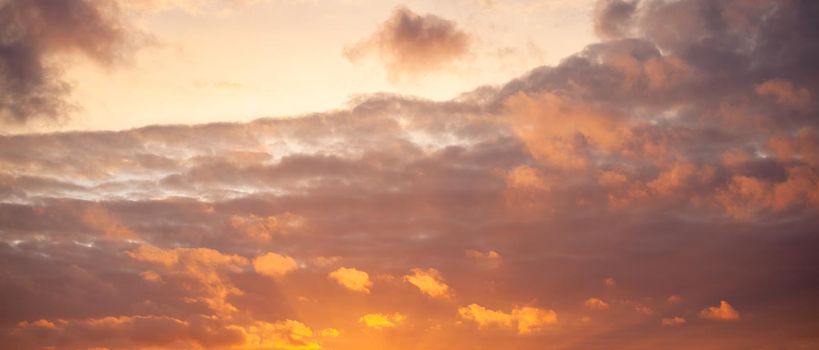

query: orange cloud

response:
[699,300,740,321]
[755,79,812,110]
[584,298,610,310]
[329,267,373,293]
[253,252,299,279]
[81,206,137,239]
[127,245,248,315]
[404,268,453,299]
[661,316,686,326]
[358,313,406,330]
[458,304,557,334]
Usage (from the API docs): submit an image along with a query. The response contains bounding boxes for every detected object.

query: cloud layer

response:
[1,0,819,349]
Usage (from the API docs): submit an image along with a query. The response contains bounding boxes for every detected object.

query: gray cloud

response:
[0,0,130,125]
[1,1,819,349]
[345,7,472,80]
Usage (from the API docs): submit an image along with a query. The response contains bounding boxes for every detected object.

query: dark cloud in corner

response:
[0,0,129,125]
[345,7,472,81]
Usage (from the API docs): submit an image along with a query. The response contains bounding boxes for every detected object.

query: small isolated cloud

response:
[458,304,557,335]
[253,252,298,279]
[699,300,740,321]
[465,249,502,269]
[344,6,471,80]
[667,295,683,304]
[328,267,372,293]
[358,313,406,330]
[603,277,616,288]
[584,298,610,310]
[404,268,453,299]
[661,316,686,326]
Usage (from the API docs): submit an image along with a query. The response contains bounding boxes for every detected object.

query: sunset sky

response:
[1,0,819,349]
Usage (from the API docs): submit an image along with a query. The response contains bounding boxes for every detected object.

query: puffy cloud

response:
[403,268,453,299]
[358,313,406,330]
[584,298,610,310]
[594,0,639,39]
[242,319,330,350]
[328,267,373,294]
[0,0,131,124]
[344,7,471,80]
[127,244,249,315]
[253,252,298,279]
[699,300,740,321]
[457,304,557,334]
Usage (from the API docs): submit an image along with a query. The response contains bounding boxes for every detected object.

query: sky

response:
[1,0,819,349]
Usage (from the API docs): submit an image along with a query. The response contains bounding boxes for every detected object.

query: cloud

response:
[253,252,299,279]
[660,316,686,326]
[403,268,453,299]
[2,1,819,349]
[127,244,249,315]
[584,298,610,310]
[457,304,557,334]
[328,267,373,293]
[0,0,131,125]
[465,249,502,269]
[699,300,740,321]
[344,7,471,80]
[594,0,639,39]
[81,205,137,239]
[603,277,616,288]
[243,319,329,350]
[755,79,812,111]
[230,212,305,241]
[358,313,406,330]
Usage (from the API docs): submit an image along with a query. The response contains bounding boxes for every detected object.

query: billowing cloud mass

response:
[329,267,373,293]
[2,0,819,349]
[345,7,471,80]
[0,0,129,124]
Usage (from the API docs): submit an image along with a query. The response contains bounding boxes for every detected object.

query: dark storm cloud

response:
[0,0,129,125]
